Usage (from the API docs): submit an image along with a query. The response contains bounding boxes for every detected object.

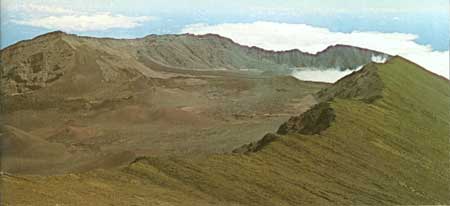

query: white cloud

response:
[12,3,155,32]
[292,69,356,83]
[291,65,365,83]
[182,21,449,79]
[287,55,388,83]
[371,55,388,63]
[14,13,154,32]
[19,3,78,15]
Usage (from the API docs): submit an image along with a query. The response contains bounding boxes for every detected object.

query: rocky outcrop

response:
[0,32,75,95]
[232,133,281,153]
[275,63,386,136]
[231,63,386,153]
[233,102,335,154]
[277,102,335,135]
[233,58,389,153]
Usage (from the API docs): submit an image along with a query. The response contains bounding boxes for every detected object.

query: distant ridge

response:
[0,31,390,95]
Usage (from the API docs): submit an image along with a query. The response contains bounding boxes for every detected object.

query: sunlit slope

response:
[2,56,449,205]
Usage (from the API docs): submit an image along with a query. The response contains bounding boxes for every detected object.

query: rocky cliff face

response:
[0,32,75,95]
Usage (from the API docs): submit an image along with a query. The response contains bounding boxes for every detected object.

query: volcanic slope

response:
[3,56,449,205]
[0,31,387,95]
[1,31,331,174]
[137,33,388,71]
[0,30,387,174]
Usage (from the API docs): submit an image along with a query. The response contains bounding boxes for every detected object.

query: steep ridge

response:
[3,56,449,205]
[316,62,384,102]
[234,61,386,153]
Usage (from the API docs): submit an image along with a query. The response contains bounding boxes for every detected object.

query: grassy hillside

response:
[2,57,449,205]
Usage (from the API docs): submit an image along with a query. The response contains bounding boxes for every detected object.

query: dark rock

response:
[232,133,280,153]
[277,102,335,135]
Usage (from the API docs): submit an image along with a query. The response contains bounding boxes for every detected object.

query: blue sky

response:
[1,0,448,49]
[1,0,448,77]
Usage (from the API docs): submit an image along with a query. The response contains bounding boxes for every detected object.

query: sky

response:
[1,0,449,80]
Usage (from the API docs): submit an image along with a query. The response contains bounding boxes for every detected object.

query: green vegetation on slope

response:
[2,56,449,205]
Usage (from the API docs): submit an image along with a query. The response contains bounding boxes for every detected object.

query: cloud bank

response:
[12,3,154,32]
[292,69,355,83]
[14,13,153,32]
[291,66,364,83]
[182,21,449,79]
[18,3,78,15]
